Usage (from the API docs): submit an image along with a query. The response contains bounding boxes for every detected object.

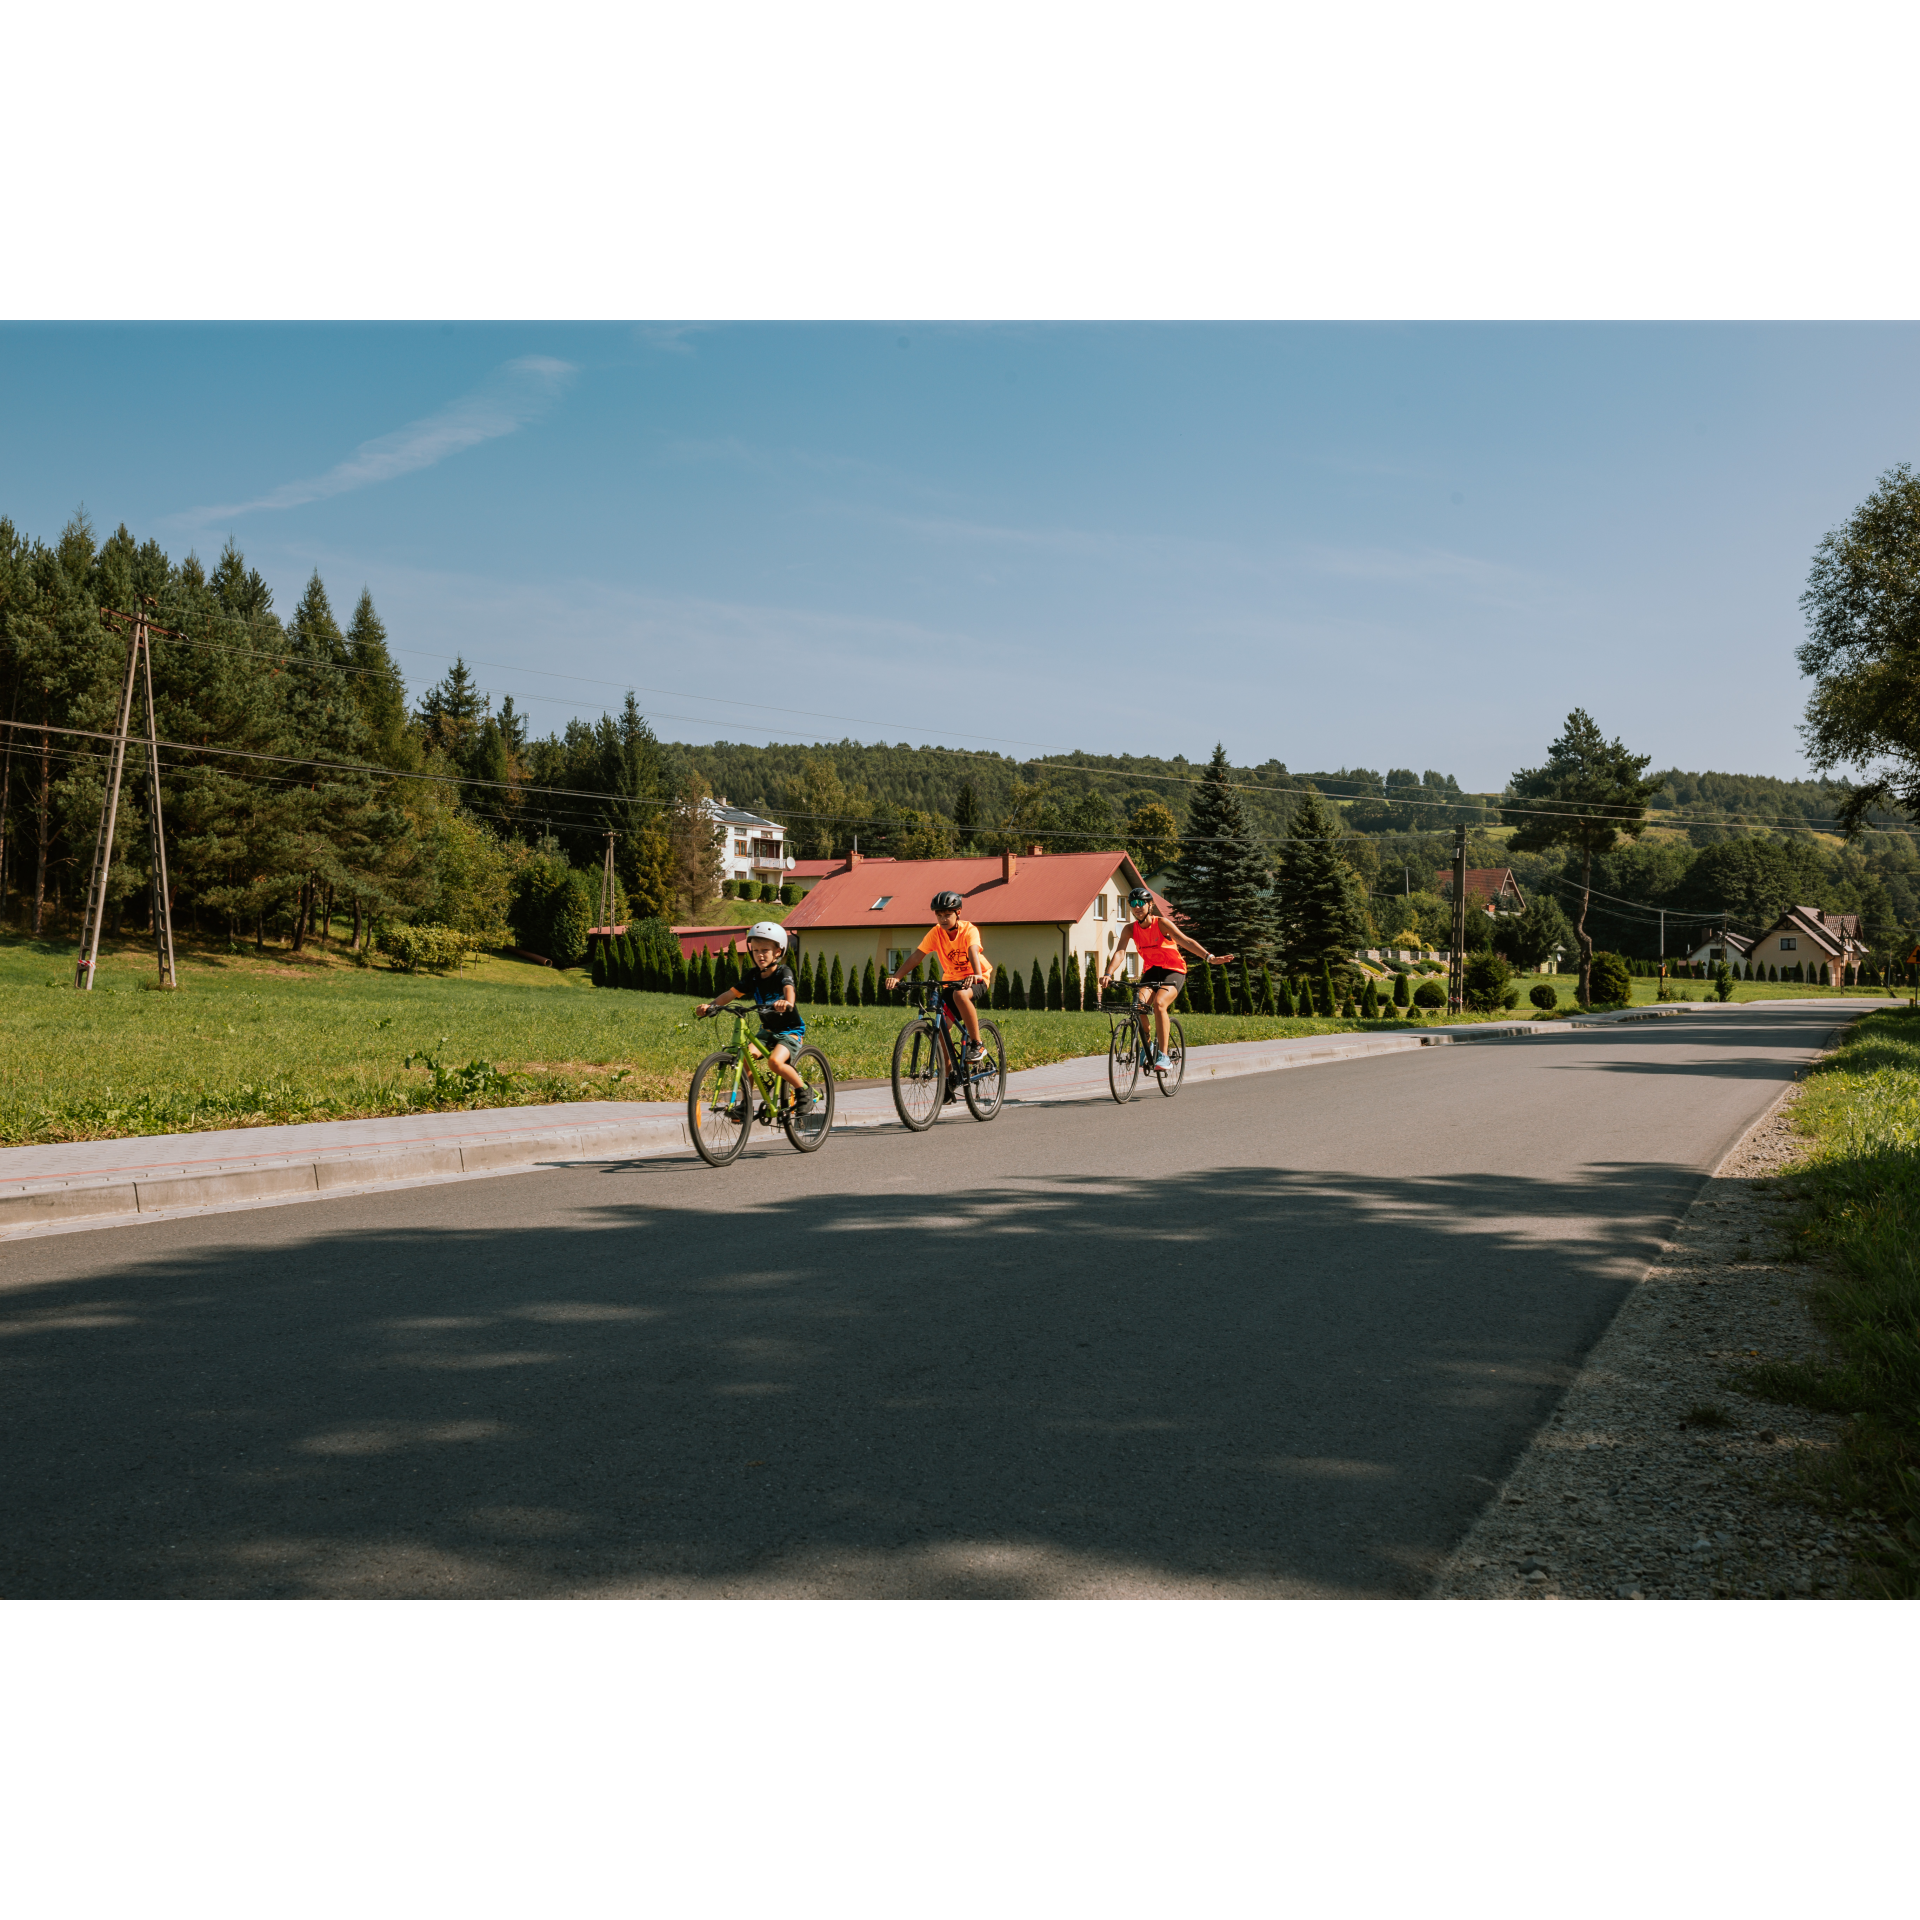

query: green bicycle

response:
[686,1003,836,1167]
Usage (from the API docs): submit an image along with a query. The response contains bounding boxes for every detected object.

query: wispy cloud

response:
[172,356,576,525]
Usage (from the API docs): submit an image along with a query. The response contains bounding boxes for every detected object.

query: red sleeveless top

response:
[1129,913,1186,972]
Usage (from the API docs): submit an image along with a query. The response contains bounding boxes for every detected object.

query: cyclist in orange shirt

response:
[1100,885,1224,1073]
[884,891,993,1064]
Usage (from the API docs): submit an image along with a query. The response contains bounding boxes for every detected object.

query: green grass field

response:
[1735,1007,1920,1594]
[0,932,1899,1147]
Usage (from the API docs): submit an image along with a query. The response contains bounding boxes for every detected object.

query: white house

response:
[704,799,792,888]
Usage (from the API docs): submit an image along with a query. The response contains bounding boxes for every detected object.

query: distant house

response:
[1683,930,1753,969]
[781,846,1163,990]
[1746,905,1866,975]
[1433,866,1527,914]
[705,798,790,888]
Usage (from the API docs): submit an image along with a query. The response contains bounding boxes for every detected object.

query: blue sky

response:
[3,322,1914,789]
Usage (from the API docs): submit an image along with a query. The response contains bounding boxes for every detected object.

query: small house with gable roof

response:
[1746,905,1867,976]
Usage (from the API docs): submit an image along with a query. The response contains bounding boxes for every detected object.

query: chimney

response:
[844,848,862,870]
[1028,843,1043,858]
[1002,849,1017,884]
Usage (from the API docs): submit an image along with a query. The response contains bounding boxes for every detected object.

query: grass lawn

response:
[1733,1007,1920,1595]
[0,928,1626,1146]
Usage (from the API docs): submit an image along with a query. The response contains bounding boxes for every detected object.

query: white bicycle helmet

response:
[745,920,789,951]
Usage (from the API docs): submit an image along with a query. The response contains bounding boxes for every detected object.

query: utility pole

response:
[598,830,618,939]
[1659,908,1665,960]
[1447,825,1467,1014]
[75,604,178,991]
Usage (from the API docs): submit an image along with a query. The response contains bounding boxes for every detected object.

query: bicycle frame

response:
[706,1005,799,1118]
[907,979,982,1084]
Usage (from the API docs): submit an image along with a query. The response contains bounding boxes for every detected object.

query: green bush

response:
[1529,982,1558,1011]
[1047,956,1063,1011]
[507,857,595,969]
[1392,971,1410,1008]
[1714,961,1735,1002]
[374,924,473,975]
[1587,950,1633,1007]
[1413,978,1446,1008]
[1463,952,1512,1014]
[1010,967,1027,1011]
[1030,960,1046,1010]
[780,884,798,906]
[828,955,845,1005]
[720,879,736,900]
[1361,977,1380,1018]
[759,880,778,903]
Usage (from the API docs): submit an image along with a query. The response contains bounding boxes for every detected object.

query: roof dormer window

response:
[869,895,893,910]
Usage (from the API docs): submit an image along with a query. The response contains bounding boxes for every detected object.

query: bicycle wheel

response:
[962,1019,1007,1121]
[781,1046,836,1152]
[1107,1020,1140,1104]
[1156,1015,1187,1097]
[688,1050,753,1166]
[891,1020,947,1130]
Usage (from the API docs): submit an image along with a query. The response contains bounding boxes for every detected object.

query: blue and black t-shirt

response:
[738,962,804,1036]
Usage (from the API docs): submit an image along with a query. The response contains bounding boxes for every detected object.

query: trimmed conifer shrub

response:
[1029,959,1046,1009]
[992,964,1011,1010]
[1393,971,1410,1008]
[1258,963,1277,1015]
[1046,957,1063,1011]
[1236,956,1254,1016]
[1187,963,1211,1014]
[1065,952,1083,1012]
[1010,966,1028,1011]
[1319,961,1338,1018]
[1361,977,1379,1018]
[862,958,878,1006]
[590,939,609,988]
[780,884,798,906]
[828,955,845,1005]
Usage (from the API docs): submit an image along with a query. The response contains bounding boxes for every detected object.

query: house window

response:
[1094,893,1106,921]
[734,838,748,855]
[1779,937,1796,951]
[869,896,893,911]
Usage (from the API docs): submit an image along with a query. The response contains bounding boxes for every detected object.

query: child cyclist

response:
[1099,886,1226,1074]
[883,891,993,1064]
[696,921,813,1114]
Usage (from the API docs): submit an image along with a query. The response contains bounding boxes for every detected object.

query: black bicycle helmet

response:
[1128,886,1154,907]
[931,890,964,912]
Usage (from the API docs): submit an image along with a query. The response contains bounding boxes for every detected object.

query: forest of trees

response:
[8,508,1918,974]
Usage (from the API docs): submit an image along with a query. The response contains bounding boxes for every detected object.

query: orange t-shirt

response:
[1126,914,1186,972]
[916,919,983,981]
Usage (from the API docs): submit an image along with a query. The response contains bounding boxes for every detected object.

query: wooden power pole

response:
[599,831,618,939]
[1447,825,1468,1014]
[75,605,178,992]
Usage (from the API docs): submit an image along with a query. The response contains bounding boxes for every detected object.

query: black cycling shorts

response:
[1137,967,1187,993]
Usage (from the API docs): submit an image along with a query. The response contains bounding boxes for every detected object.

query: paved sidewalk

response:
[0,1000,1847,1242]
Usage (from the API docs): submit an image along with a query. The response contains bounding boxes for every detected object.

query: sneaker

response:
[1151,1048,1172,1072]
[963,1042,987,1064]
[790,1088,814,1116]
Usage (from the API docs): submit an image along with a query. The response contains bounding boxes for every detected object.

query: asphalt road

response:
[0,1004,1852,1598]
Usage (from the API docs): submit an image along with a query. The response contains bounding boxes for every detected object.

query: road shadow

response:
[0,1147,1700,1600]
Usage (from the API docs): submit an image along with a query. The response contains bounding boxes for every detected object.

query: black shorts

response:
[1137,967,1186,993]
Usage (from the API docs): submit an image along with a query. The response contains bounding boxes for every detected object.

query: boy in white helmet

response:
[697,921,811,1113]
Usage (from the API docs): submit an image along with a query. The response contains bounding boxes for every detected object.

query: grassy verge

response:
[4,929,1546,1145]
[1734,1008,1920,1595]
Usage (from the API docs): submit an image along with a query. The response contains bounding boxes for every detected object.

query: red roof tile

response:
[783,850,1153,929]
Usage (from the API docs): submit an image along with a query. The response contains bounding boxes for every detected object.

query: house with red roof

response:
[781,846,1164,990]
[1746,905,1866,976]
[1432,866,1527,914]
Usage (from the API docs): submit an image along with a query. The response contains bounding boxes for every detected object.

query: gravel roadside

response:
[1430,1069,1893,1601]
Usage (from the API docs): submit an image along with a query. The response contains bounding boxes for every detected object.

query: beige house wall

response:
[1755,930,1849,968]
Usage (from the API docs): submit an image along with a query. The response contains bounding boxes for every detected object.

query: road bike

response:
[1100,974,1206,1103]
[890,977,1006,1129]
[686,1002,836,1167]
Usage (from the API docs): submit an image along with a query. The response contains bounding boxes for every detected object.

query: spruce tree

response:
[1047,956,1063,1011]
[1166,743,1273,959]
[829,955,845,1005]
[1273,789,1369,976]
[1030,959,1046,1009]
[345,589,411,769]
[861,958,878,1006]
[1011,967,1028,1011]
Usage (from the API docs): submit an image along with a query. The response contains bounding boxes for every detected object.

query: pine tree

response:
[862,958,878,1007]
[1030,959,1046,1009]
[345,589,411,769]
[1047,956,1063,1011]
[829,955,845,1005]
[1273,789,1369,976]
[1167,744,1273,959]
[1011,966,1028,1011]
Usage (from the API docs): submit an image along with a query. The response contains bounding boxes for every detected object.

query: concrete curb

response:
[0,998,1877,1241]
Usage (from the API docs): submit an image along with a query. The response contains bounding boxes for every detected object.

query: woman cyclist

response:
[884,891,993,1064]
[1100,887,1225,1074]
